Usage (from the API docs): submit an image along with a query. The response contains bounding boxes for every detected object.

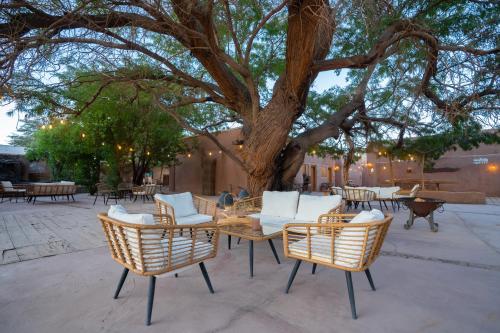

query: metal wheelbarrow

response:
[399,197,445,232]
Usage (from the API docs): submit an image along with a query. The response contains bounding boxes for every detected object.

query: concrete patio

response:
[1,194,499,332]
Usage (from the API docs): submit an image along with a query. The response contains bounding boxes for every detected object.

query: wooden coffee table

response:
[218,216,282,278]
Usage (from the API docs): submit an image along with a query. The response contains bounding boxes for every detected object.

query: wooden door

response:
[328,167,333,185]
[311,165,317,191]
[202,160,216,195]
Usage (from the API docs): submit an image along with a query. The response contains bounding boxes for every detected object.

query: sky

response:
[0,70,348,145]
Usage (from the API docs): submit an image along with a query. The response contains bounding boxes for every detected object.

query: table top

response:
[217,216,282,241]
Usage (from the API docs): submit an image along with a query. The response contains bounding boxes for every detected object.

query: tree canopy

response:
[1,0,498,193]
[24,72,186,189]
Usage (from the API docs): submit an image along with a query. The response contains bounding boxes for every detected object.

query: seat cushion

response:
[249,213,290,227]
[261,191,299,219]
[155,192,197,218]
[60,181,75,185]
[1,181,14,191]
[108,205,155,225]
[294,194,342,222]
[175,214,213,225]
[377,187,400,199]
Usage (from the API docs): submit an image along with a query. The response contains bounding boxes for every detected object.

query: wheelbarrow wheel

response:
[431,223,439,232]
[404,221,411,230]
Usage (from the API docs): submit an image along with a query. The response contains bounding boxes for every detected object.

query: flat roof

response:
[0,145,26,155]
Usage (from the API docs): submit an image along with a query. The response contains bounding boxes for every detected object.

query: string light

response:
[239,145,243,149]
[81,133,86,138]
[219,150,222,154]
[60,120,65,125]
[147,151,150,156]
[117,144,122,150]
[383,166,387,170]
[129,148,134,152]
[41,125,46,130]
[187,153,192,158]
[48,124,53,129]
[101,142,105,146]
[208,152,212,156]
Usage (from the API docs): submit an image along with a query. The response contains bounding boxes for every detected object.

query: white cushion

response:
[377,187,400,199]
[294,194,342,222]
[176,214,213,225]
[108,205,155,225]
[60,181,75,185]
[1,181,14,191]
[155,192,197,218]
[289,210,385,269]
[249,213,290,227]
[261,191,299,219]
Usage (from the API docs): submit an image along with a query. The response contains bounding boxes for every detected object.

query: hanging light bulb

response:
[81,133,86,138]
[187,153,192,158]
[49,124,53,129]
[117,144,122,150]
[41,125,46,130]
[147,151,150,156]
[208,151,212,156]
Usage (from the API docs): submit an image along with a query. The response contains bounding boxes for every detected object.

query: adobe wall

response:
[364,143,500,196]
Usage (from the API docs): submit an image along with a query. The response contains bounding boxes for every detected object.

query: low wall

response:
[418,190,486,204]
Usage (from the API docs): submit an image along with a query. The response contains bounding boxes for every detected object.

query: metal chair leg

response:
[365,269,376,291]
[113,268,129,299]
[249,240,254,278]
[367,201,372,209]
[228,235,231,249]
[285,259,302,293]
[199,262,215,294]
[312,263,317,275]
[237,237,241,244]
[345,271,357,319]
[146,276,156,326]
[268,239,280,264]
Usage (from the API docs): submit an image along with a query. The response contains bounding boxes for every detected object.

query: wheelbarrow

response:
[399,197,445,232]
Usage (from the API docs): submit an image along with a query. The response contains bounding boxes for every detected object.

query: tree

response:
[1,1,498,194]
[25,73,186,189]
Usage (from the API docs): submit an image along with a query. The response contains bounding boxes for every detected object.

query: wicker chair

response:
[98,212,219,326]
[132,184,157,202]
[93,183,114,206]
[155,193,217,225]
[283,213,393,319]
[117,182,133,200]
[343,187,377,210]
[0,181,26,203]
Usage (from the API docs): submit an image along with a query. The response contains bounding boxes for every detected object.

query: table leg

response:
[249,240,254,278]
[268,239,280,264]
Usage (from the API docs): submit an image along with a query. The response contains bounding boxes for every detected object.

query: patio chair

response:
[375,186,400,211]
[117,182,133,200]
[283,210,393,319]
[93,183,114,206]
[154,192,217,225]
[98,207,219,326]
[133,184,157,202]
[0,181,26,203]
[343,187,377,210]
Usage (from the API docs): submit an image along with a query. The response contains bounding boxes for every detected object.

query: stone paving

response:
[0,194,499,332]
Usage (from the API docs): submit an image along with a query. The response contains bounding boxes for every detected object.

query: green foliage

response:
[25,71,186,190]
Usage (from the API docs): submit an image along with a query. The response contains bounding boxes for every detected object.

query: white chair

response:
[154,192,216,225]
[393,184,420,210]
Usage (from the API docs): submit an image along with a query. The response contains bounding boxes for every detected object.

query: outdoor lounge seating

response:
[26,182,77,204]
[283,210,393,319]
[154,192,217,225]
[343,187,377,210]
[393,184,421,209]
[247,191,344,228]
[0,181,27,203]
[99,205,219,325]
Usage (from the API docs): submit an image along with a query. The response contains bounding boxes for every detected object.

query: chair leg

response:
[71,194,75,201]
[249,240,254,278]
[379,200,383,211]
[199,262,215,294]
[113,268,129,299]
[345,271,357,319]
[367,201,372,209]
[312,263,317,275]
[365,269,376,291]
[237,237,241,245]
[285,259,302,294]
[268,239,280,264]
[228,235,231,250]
[146,276,156,326]
[383,200,388,209]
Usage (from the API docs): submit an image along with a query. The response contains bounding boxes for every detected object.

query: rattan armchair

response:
[155,195,217,225]
[343,187,377,210]
[133,184,157,202]
[98,213,219,326]
[283,213,393,319]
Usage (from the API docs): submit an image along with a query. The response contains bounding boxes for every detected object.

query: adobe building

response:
[155,129,499,198]
[362,142,500,197]
[163,129,342,195]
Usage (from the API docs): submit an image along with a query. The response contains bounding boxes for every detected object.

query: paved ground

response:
[1,194,499,332]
